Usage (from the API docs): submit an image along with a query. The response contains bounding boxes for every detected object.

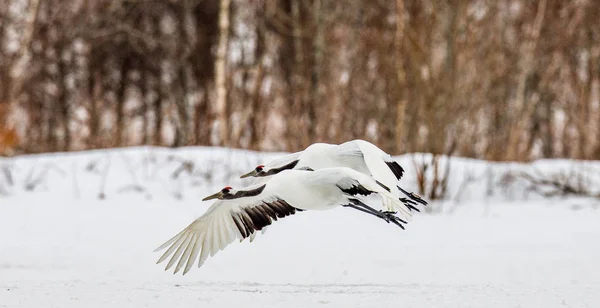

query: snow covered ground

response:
[1,147,599,307]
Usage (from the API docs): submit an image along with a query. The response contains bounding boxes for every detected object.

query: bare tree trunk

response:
[115,58,132,147]
[23,97,42,152]
[592,47,600,159]
[249,65,265,150]
[230,46,249,147]
[248,13,266,150]
[306,0,323,144]
[175,66,189,146]
[214,0,231,146]
[290,0,304,150]
[540,93,554,158]
[87,71,101,149]
[506,0,548,161]
[577,56,592,159]
[174,2,195,147]
[57,47,70,151]
[153,78,164,146]
[195,81,212,145]
[8,0,41,104]
[193,101,202,145]
[140,70,149,145]
[2,0,41,152]
[394,0,407,154]
[444,0,464,95]
[44,94,56,152]
[578,42,598,159]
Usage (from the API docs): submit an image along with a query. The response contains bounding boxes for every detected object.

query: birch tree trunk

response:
[214,0,231,146]
[2,0,41,150]
[8,0,41,103]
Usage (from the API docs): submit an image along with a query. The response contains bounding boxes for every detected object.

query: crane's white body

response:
[251,140,406,213]
[155,167,409,275]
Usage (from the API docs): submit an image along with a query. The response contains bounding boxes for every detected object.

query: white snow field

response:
[1,147,599,308]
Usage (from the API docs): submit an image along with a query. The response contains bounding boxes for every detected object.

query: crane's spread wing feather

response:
[329,142,372,174]
[155,194,299,275]
[354,140,404,181]
[349,140,414,214]
[334,141,365,158]
[384,161,404,180]
[248,227,267,242]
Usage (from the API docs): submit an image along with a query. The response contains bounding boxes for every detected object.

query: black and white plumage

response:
[155,167,409,275]
[240,139,427,212]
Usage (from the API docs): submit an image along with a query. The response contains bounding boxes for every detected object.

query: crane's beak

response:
[240,170,257,179]
[202,191,223,201]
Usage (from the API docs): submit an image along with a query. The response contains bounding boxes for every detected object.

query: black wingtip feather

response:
[232,199,299,239]
[385,161,405,180]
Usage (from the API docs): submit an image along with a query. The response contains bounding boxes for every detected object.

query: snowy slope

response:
[1,147,599,308]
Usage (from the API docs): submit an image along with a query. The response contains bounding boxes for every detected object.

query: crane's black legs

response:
[400,197,420,212]
[397,186,428,206]
[343,199,406,229]
[351,199,407,224]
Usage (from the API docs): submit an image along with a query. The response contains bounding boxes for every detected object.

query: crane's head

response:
[240,160,300,179]
[202,186,235,201]
[240,165,266,178]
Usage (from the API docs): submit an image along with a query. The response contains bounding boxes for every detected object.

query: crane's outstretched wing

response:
[354,140,404,180]
[350,140,422,213]
[383,160,404,180]
[335,140,404,181]
[248,228,267,242]
[155,194,299,275]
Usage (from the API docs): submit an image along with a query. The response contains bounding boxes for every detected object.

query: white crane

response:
[240,139,427,213]
[155,167,410,275]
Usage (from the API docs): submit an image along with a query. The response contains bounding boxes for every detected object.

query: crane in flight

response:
[155,167,411,275]
[240,139,427,213]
